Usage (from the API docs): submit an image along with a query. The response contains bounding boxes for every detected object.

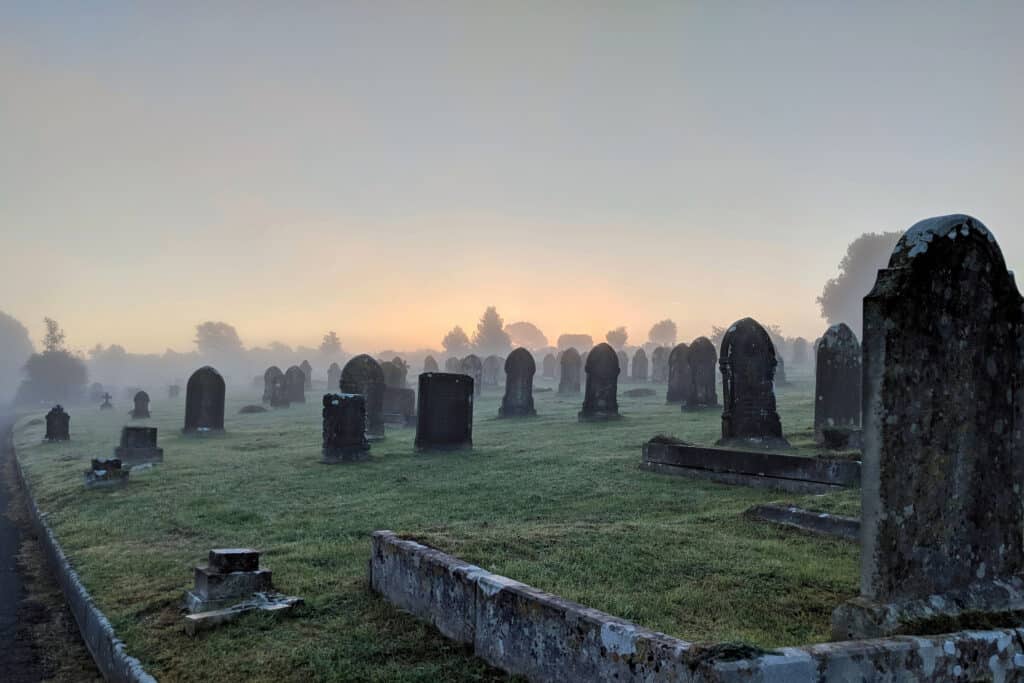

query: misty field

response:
[13,370,858,682]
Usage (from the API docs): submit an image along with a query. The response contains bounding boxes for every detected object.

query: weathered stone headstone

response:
[84,458,129,489]
[685,337,718,409]
[717,318,788,449]
[651,346,669,384]
[775,356,789,386]
[444,357,461,374]
[390,357,409,386]
[578,343,620,421]
[114,426,163,466]
[168,384,181,399]
[415,373,473,450]
[327,363,342,392]
[814,323,862,441]
[131,390,151,419]
[665,343,690,405]
[183,366,226,433]
[632,348,648,382]
[341,355,385,439]
[542,353,556,380]
[381,360,406,388]
[321,393,370,463]
[460,354,483,397]
[832,215,1024,639]
[300,360,313,389]
[423,356,439,373]
[382,386,416,426]
[44,405,70,442]
[499,348,536,418]
[616,351,629,382]
[557,348,581,395]
[263,366,289,408]
[284,365,306,404]
[100,393,113,410]
[482,355,502,388]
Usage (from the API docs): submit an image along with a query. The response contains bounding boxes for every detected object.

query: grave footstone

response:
[114,426,164,466]
[415,373,473,450]
[183,366,225,433]
[557,348,581,395]
[578,343,620,421]
[284,366,306,404]
[460,354,483,397]
[131,390,151,419]
[717,318,788,449]
[44,405,70,442]
[665,343,690,405]
[321,393,370,462]
[814,323,862,442]
[499,347,536,418]
[685,337,718,409]
[341,355,386,439]
[632,348,648,382]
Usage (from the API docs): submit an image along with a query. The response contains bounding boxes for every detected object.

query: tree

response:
[818,232,902,335]
[442,326,471,356]
[42,317,66,352]
[504,321,548,350]
[648,319,677,347]
[194,321,244,355]
[605,327,628,349]
[319,331,342,355]
[471,306,511,356]
[556,334,593,351]
[16,318,87,404]
[0,311,34,404]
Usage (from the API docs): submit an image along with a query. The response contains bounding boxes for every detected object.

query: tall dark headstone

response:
[616,351,629,382]
[444,357,461,374]
[651,346,669,384]
[631,348,648,382]
[833,215,1024,639]
[814,323,862,441]
[183,366,225,433]
[415,373,473,450]
[685,337,718,409]
[341,355,386,440]
[321,393,370,463]
[300,360,313,389]
[423,356,439,374]
[131,390,151,419]
[665,343,690,405]
[499,348,536,418]
[284,366,306,404]
[460,354,483,397]
[482,355,502,388]
[557,348,581,395]
[262,366,283,404]
[44,405,70,442]
[542,353,556,380]
[579,343,620,421]
[717,319,788,448]
[327,363,342,392]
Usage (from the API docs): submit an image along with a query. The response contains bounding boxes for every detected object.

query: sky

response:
[3,1,1023,355]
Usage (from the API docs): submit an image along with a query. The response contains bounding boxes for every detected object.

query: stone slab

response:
[183,593,303,636]
[745,504,860,542]
[209,548,260,573]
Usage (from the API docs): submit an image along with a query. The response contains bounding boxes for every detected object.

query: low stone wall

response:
[745,504,860,542]
[8,424,157,683]
[370,530,1024,682]
[641,440,860,493]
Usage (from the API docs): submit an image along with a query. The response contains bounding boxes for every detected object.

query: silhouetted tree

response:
[442,326,471,356]
[471,306,511,356]
[0,311,33,404]
[504,321,548,350]
[42,317,66,352]
[647,319,677,347]
[319,331,342,355]
[194,321,244,355]
[16,318,87,405]
[605,327,628,349]
[818,232,902,335]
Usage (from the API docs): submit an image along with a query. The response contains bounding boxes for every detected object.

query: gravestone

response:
[263,366,289,408]
[685,336,718,409]
[284,366,306,404]
[183,366,225,433]
[460,354,483,397]
[327,363,342,392]
[381,360,405,388]
[651,346,669,384]
[415,373,473,450]
[168,384,181,399]
[100,393,113,410]
[557,348,582,395]
[717,318,788,449]
[499,348,536,418]
[131,390,151,419]
[832,214,1024,639]
[321,393,370,463]
[44,405,70,442]
[114,426,164,466]
[632,348,649,382]
[382,386,416,426]
[775,356,789,386]
[444,357,461,374]
[542,353,556,380]
[665,343,690,405]
[814,323,862,441]
[341,355,385,439]
[482,355,502,388]
[300,360,313,389]
[84,458,129,489]
[616,351,629,382]
[579,343,620,421]
[423,356,439,373]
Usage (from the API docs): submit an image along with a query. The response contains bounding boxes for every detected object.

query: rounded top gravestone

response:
[327,362,342,390]
[284,365,306,403]
[651,346,670,383]
[299,360,313,389]
[542,353,556,379]
[616,351,629,382]
[183,366,225,433]
[131,390,151,419]
[717,318,787,448]
[557,348,581,395]
[263,366,284,404]
[482,355,503,387]
[423,356,439,373]
[814,322,862,440]
[444,357,461,374]
[632,348,648,382]
[341,354,386,439]
[579,343,620,421]
[685,336,718,409]
[499,347,536,418]
[460,354,483,397]
[665,343,690,405]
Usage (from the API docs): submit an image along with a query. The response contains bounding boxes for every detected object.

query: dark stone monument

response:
[341,355,386,440]
[616,351,629,382]
[482,355,502,388]
[183,366,225,433]
[382,386,416,426]
[300,360,313,389]
[717,318,789,449]
[423,356,439,373]
[100,393,113,410]
[168,384,181,399]
[557,348,581,395]
[131,390,151,419]
[44,405,70,442]
[284,365,306,404]
[814,323,862,442]
[499,348,536,418]
[578,343,620,422]
[263,366,289,408]
[651,346,670,384]
[415,373,473,450]
[665,343,690,405]
[542,353,556,380]
[389,357,409,386]
[381,360,406,388]
[631,348,648,382]
[114,426,163,466]
[832,215,1024,639]
[685,337,718,409]
[321,393,370,463]
[327,363,342,392]
[84,458,129,489]
[460,354,483,397]
[444,357,461,374]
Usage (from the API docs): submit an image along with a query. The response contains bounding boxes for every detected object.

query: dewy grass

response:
[13,369,858,682]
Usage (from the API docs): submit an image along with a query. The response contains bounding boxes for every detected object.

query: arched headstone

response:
[579,343,620,421]
[263,366,284,404]
[814,323,862,441]
[499,348,536,417]
[632,348,648,382]
[482,355,502,388]
[327,362,342,392]
[284,366,306,404]
[665,343,690,405]
[300,360,313,389]
[381,360,404,388]
[44,405,70,442]
[131,390,151,419]
[183,366,225,433]
[685,337,718,409]
[651,346,670,384]
[542,353,556,380]
[423,356,439,373]
[341,355,386,439]
[444,357,461,374]
[415,373,473,450]
[460,354,483,397]
[557,348,581,395]
[616,351,629,382]
[717,319,788,448]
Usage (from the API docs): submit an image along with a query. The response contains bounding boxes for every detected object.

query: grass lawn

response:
[13,368,859,682]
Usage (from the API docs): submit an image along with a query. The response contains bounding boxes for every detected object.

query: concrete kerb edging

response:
[8,425,158,683]
[369,530,1024,682]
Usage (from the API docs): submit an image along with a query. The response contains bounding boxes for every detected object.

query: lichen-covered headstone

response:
[321,393,370,462]
[814,323,862,441]
[415,373,473,450]
[44,405,70,442]
[616,351,629,382]
[685,337,718,409]
[717,318,788,448]
[542,353,556,380]
[665,343,690,405]
[327,363,342,392]
[499,348,536,418]
[579,343,620,421]
[482,355,502,388]
[423,356,439,373]
[651,346,669,384]
[284,365,306,404]
[557,348,581,395]
[341,355,385,439]
[131,390,151,419]
[631,348,648,382]
[832,214,1024,639]
[460,354,483,397]
[299,360,313,389]
[183,366,225,433]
